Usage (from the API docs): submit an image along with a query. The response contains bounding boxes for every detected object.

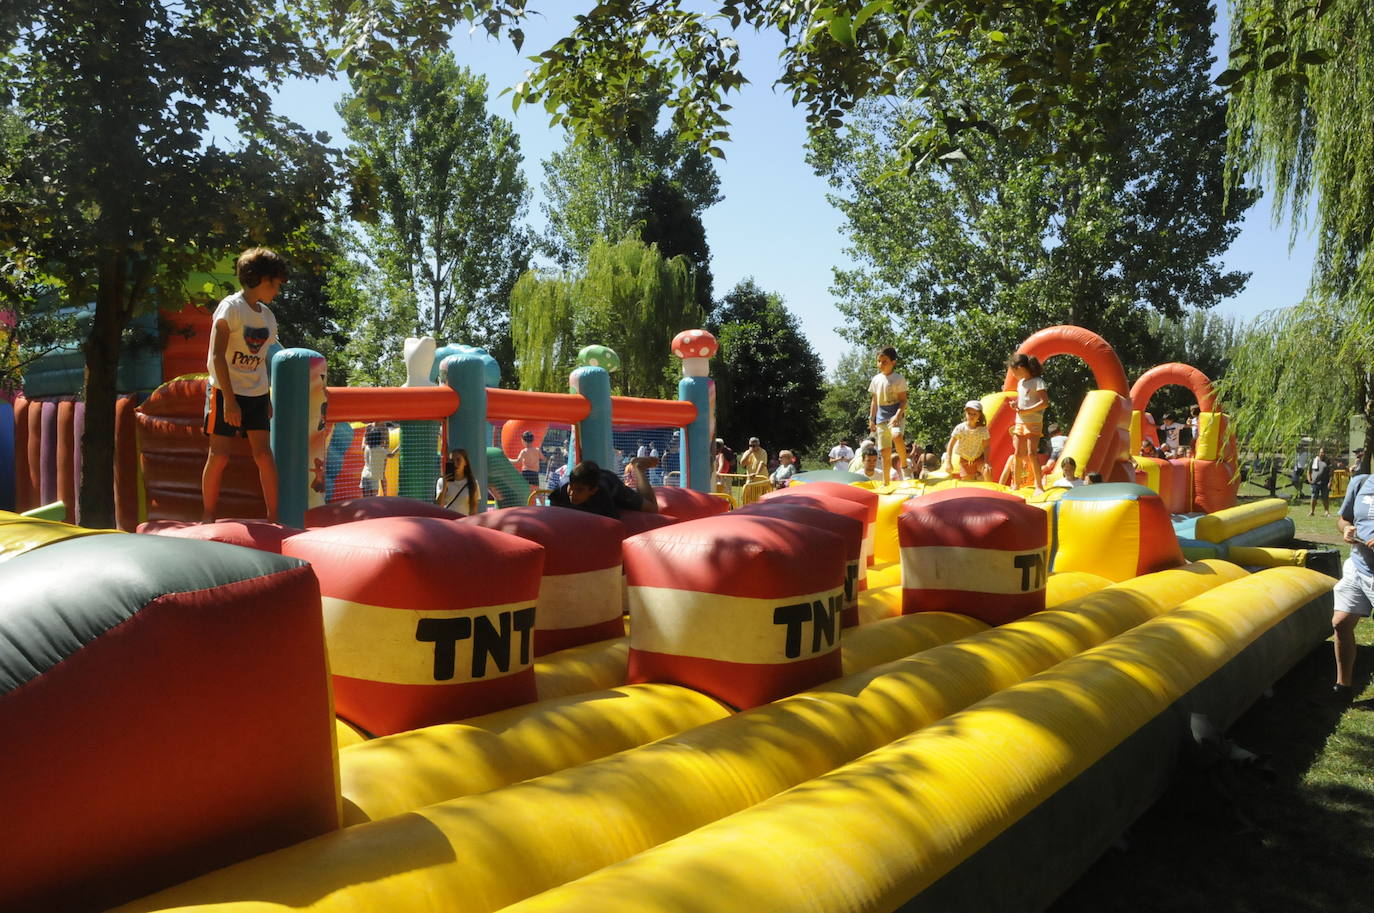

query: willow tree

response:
[576,237,698,398]
[1215,299,1372,469]
[509,237,698,397]
[1224,0,1371,303]
[509,268,577,393]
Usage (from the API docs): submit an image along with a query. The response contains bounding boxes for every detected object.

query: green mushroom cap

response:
[577,344,621,372]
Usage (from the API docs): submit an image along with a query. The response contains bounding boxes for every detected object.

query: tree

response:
[509,236,699,397]
[1139,309,1241,421]
[339,1,1209,165]
[813,349,877,465]
[1221,0,1369,304]
[631,176,714,312]
[339,53,531,356]
[538,84,721,269]
[807,0,1254,440]
[0,1,339,526]
[1214,298,1371,470]
[708,279,826,457]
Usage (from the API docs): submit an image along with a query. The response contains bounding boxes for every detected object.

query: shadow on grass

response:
[1050,631,1374,913]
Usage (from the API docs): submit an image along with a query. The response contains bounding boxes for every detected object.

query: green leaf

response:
[1298,48,1333,66]
[829,16,854,45]
[987,30,1008,43]
[854,0,889,30]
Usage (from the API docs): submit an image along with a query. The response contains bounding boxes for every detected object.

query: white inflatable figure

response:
[402,336,437,388]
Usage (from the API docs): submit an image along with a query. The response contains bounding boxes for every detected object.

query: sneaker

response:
[1325,684,1355,706]
[1352,698,1374,712]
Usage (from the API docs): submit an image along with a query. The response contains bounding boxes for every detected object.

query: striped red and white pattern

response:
[900,489,1048,625]
[461,507,626,655]
[283,516,544,735]
[625,514,845,709]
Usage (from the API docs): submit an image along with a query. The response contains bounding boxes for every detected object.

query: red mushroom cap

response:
[672,329,719,359]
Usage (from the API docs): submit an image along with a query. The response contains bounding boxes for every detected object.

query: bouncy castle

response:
[0,325,1337,913]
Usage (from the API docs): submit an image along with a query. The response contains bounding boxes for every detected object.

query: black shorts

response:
[204,387,270,438]
[520,469,540,487]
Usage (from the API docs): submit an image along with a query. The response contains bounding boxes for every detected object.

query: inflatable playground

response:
[0,322,1341,913]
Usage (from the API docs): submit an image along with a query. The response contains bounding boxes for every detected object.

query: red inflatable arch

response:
[1128,362,1218,413]
[1001,325,1130,396]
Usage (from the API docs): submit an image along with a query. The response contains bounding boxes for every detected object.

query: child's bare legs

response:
[201,435,233,523]
[891,431,907,480]
[1027,434,1045,491]
[998,454,1015,487]
[247,428,279,523]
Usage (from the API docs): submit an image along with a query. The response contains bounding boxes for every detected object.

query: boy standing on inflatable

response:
[201,248,285,523]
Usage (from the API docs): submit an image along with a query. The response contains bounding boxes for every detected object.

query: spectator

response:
[436,448,480,516]
[1084,472,1104,485]
[770,450,797,488]
[741,437,768,479]
[1052,456,1086,488]
[828,438,855,470]
[1048,423,1068,462]
[1310,446,1333,517]
[857,447,882,481]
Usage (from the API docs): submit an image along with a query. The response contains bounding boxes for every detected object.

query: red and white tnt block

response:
[899,488,1048,625]
[625,514,846,709]
[283,516,544,735]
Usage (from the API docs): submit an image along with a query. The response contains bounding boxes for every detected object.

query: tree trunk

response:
[78,256,127,529]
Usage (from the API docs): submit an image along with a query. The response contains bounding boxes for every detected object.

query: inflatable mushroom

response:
[577,344,621,373]
[672,329,718,377]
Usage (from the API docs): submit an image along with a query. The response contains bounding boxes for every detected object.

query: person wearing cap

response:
[945,400,991,481]
[740,437,768,479]
[512,429,542,488]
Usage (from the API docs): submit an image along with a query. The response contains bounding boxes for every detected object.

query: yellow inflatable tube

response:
[499,567,1333,913]
[534,636,630,700]
[1227,545,1309,568]
[116,562,1244,913]
[1194,497,1288,543]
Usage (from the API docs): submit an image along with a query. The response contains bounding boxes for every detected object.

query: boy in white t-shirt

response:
[868,346,909,483]
[201,248,285,523]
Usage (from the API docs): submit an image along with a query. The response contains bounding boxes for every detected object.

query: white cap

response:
[965,400,983,411]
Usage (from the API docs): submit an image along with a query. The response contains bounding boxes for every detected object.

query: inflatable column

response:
[569,365,613,469]
[672,329,718,493]
[442,352,489,514]
[398,336,440,501]
[271,347,327,530]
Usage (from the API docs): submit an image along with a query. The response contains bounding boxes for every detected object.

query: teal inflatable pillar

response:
[569,366,613,469]
[671,329,719,493]
[0,399,13,511]
[398,337,440,501]
[442,353,489,514]
[271,347,322,529]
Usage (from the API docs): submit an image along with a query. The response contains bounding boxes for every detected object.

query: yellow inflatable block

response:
[874,492,907,564]
[1194,498,1289,543]
[866,559,902,590]
[498,568,1332,913]
[1195,411,1223,461]
[1227,546,1307,568]
[114,562,1245,913]
[856,583,902,623]
[1046,571,1113,607]
[340,683,731,824]
[0,512,119,561]
[840,612,987,675]
[535,635,630,700]
[334,718,368,750]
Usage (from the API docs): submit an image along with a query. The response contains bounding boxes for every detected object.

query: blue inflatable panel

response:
[1221,517,1296,550]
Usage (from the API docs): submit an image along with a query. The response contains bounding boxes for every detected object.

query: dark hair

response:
[1007,353,1043,377]
[444,448,478,514]
[522,430,535,441]
[1060,456,1077,472]
[877,346,899,362]
[235,247,288,289]
[568,461,602,488]
[1085,472,1104,483]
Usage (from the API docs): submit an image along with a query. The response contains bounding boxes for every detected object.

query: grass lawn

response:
[1050,482,1374,912]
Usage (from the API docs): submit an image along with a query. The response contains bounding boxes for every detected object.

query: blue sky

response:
[267,9,1317,374]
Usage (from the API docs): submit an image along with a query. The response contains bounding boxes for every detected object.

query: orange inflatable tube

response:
[1129,362,1217,413]
[1001,325,1130,396]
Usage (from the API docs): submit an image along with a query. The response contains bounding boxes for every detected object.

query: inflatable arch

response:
[1126,362,1239,513]
[984,326,1134,485]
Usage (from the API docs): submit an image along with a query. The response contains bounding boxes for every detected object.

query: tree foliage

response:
[631,175,714,312]
[338,1,1207,165]
[708,279,826,457]
[339,53,531,357]
[1223,0,1372,305]
[538,85,721,270]
[510,236,700,397]
[0,0,340,525]
[808,0,1253,441]
[813,348,878,463]
[1214,298,1372,463]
